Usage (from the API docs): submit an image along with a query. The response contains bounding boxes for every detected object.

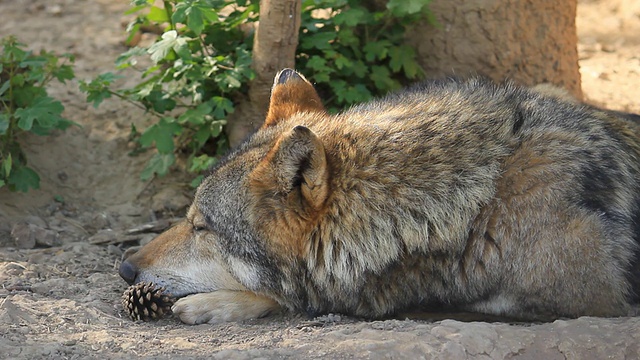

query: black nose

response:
[119,260,139,285]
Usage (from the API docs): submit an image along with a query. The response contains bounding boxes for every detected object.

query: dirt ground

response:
[1,0,639,359]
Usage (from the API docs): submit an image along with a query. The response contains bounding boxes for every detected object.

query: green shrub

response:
[81,0,256,186]
[0,36,76,192]
[299,0,432,113]
[81,0,432,186]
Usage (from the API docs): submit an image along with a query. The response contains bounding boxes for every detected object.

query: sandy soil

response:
[0,0,639,359]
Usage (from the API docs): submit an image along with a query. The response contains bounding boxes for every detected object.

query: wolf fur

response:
[120,69,640,324]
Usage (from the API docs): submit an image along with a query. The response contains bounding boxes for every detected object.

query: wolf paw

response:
[171,290,281,325]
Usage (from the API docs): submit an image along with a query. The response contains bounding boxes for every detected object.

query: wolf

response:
[119,69,640,324]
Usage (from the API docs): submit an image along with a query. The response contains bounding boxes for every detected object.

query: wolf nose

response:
[119,260,139,285]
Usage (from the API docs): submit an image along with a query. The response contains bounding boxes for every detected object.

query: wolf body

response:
[120,69,640,324]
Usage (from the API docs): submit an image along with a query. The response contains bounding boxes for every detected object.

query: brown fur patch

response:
[129,220,194,268]
[263,70,325,128]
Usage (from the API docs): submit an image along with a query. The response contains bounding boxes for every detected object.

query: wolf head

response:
[119,69,331,308]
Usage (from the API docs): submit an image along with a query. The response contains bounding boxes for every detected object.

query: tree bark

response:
[408,0,582,99]
[226,0,301,148]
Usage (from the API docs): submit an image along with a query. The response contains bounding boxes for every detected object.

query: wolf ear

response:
[252,125,329,211]
[263,69,325,128]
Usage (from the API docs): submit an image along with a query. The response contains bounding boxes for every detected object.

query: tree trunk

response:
[226,0,301,148]
[408,0,582,99]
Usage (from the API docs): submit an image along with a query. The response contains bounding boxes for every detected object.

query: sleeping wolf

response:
[119,69,640,324]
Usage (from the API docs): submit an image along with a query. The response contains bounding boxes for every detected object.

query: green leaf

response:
[189,175,204,188]
[14,96,64,131]
[389,45,421,78]
[52,63,75,83]
[194,125,211,146]
[79,72,121,108]
[184,3,219,35]
[337,29,359,48]
[387,0,430,17]
[334,55,353,70]
[344,84,372,103]
[19,55,48,70]
[0,179,5,188]
[0,80,11,97]
[352,60,367,78]
[11,73,25,87]
[210,119,225,137]
[330,80,348,103]
[211,96,233,119]
[124,4,149,15]
[2,153,12,177]
[371,65,397,91]
[363,40,391,62]
[115,47,147,69]
[0,113,9,135]
[131,0,152,7]
[334,7,370,27]
[139,117,181,154]
[188,154,216,173]
[7,165,40,192]
[220,73,241,89]
[306,56,330,72]
[140,153,175,180]
[178,101,213,125]
[300,32,336,51]
[84,88,112,108]
[147,30,189,63]
[143,90,177,113]
[172,2,188,24]
[313,72,330,83]
[147,6,170,23]
[2,38,28,63]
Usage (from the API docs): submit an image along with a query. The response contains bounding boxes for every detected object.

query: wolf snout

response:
[119,259,139,285]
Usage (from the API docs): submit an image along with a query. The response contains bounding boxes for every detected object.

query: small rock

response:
[46,4,62,15]
[88,229,118,244]
[11,221,60,248]
[33,227,60,247]
[601,43,617,53]
[85,213,112,232]
[24,216,47,228]
[108,244,123,257]
[11,223,36,249]
[598,72,611,81]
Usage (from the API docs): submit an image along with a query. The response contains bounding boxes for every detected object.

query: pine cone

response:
[121,282,175,321]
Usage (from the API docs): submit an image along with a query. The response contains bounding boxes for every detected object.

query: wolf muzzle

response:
[119,259,138,285]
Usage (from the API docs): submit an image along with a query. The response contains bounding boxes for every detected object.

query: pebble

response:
[11,223,59,249]
[84,213,112,232]
[11,223,36,249]
[107,244,123,257]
